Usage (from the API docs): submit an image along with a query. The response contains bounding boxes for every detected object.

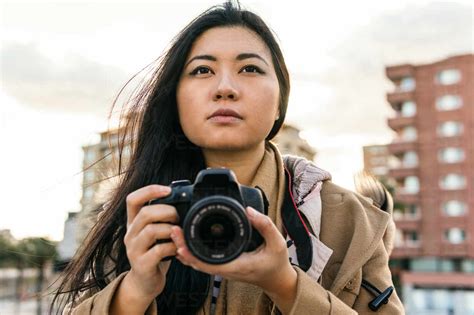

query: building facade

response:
[56,212,79,270]
[363,144,390,178]
[77,128,128,242]
[385,54,474,314]
[273,124,317,161]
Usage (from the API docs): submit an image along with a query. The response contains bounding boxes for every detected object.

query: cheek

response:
[176,84,201,129]
[252,81,280,117]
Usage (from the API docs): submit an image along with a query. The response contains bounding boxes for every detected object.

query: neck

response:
[202,142,266,186]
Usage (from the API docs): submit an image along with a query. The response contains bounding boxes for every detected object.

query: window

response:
[406,231,419,246]
[123,145,132,159]
[85,150,97,164]
[436,95,462,111]
[394,229,404,247]
[370,156,387,165]
[399,76,416,91]
[437,121,463,137]
[371,166,388,176]
[368,146,387,154]
[404,176,420,193]
[107,133,119,146]
[84,171,95,183]
[439,260,455,272]
[393,209,404,221]
[401,126,417,141]
[406,204,420,219]
[442,200,467,216]
[387,156,401,169]
[438,147,465,163]
[401,101,417,117]
[403,151,418,167]
[436,69,461,85]
[462,260,474,272]
[445,228,466,244]
[83,187,94,201]
[440,173,466,190]
[104,150,113,162]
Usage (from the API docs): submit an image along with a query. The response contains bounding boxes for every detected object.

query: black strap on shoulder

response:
[281,167,313,271]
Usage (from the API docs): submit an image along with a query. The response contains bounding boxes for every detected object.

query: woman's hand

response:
[170,206,297,312]
[111,185,179,314]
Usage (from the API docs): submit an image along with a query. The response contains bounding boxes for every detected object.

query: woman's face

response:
[176,26,280,151]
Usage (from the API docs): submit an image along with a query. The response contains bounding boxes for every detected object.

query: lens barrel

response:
[183,196,251,264]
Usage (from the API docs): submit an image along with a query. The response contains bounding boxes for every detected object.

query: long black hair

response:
[52,1,290,314]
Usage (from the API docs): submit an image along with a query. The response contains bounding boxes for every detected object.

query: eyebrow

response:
[184,53,269,68]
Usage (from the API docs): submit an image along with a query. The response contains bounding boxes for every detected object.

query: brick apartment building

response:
[385,54,473,314]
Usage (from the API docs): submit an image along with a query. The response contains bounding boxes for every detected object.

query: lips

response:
[208,108,243,119]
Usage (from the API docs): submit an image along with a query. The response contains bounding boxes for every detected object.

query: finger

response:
[127,204,179,238]
[245,207,284,252]
[170,227,202,269]
[132,223,175,254]
[142,241,177,266]
[126,185,171,226]
[170,226,237,274]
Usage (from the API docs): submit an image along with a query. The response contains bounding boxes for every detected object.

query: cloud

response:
[289,2,472,139]
[0,41,132,115]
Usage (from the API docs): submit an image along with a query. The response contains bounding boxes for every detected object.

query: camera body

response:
[150,168,266,264]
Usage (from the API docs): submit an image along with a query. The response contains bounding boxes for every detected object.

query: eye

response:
[189,66,213,76]
[240,65,264,74]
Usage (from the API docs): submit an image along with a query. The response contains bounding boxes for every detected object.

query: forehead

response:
[188,26,272,60]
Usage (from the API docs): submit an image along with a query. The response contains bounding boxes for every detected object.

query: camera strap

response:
[281,167,313,272]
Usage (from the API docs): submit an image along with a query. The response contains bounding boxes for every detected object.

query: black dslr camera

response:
[151,168,267,264]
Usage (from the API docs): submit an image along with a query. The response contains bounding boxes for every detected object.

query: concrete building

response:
[385,54,474,314]
[363,144,390,178]
[273,124,317,161]
[56,212,79,270]
[77,128,129,242]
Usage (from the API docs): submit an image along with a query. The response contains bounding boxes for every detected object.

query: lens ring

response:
[183,196,251,264]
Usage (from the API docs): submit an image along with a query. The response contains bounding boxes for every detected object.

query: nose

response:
[213,73,239,101]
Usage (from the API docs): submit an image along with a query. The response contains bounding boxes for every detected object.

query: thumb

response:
[246,207,281,250]
[158,259,172,277]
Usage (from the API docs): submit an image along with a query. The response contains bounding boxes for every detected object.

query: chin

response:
[194,137,259,152]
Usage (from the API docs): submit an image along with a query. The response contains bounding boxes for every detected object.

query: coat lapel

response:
[319,181,390,296]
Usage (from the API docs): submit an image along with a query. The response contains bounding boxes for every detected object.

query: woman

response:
[52,1,404,314]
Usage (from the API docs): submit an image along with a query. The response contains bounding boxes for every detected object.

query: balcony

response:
[441,243,469,256]
[386,64,415,81]
[386,90,416,109]
[387,115,416,131]
[394,217,421,230]
[391,246,422,258]
[388,141,417,155]
[394,190,420,204]
[389,166,418,179]
[401,271,474,288]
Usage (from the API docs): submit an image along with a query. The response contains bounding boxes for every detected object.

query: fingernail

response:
[177,248,184,256]
[171,226,179,235]
[246,207,256,217]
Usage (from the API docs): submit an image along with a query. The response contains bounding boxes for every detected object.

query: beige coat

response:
[67,179,405,314]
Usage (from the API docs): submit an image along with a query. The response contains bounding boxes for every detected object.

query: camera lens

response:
[183,196,251,264]
[199,214,235,251]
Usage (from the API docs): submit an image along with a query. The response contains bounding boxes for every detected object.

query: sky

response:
[0,0,472,241]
